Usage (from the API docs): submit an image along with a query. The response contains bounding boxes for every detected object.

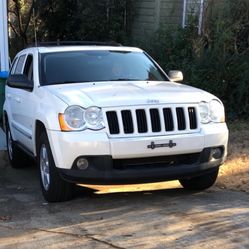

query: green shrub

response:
[139,0,249,119]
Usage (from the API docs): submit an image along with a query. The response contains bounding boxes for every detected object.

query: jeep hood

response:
[45,81,216,107]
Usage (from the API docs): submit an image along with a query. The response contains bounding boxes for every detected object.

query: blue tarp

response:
[0,127,6,151]
[0,71,8,78]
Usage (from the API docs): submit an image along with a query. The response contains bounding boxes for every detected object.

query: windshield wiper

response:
[62,80,88,84]
[108,78,142,81]
[48,80,88,85]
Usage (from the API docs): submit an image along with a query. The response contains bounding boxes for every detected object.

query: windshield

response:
[39,50,168,85]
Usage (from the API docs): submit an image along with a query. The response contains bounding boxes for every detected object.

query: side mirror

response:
[7,74,33,91]
[168,70,183,82]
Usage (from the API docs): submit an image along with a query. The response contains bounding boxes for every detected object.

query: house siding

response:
[132,0,158,40]
[132,0,203,41]
[132,0,183,41]
[159,0,183,26]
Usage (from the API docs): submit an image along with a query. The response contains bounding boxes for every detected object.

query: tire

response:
[6,122,30,168]
[179,168,219,190]
[38,132,74,202]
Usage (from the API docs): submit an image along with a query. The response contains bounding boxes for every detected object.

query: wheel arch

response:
[34,120,47,157]
[2,111,16,141]
[3,110,8,133]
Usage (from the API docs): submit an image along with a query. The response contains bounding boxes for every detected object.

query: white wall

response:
[0,0,9,76]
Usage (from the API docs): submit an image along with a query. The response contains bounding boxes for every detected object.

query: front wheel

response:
[179,168,219,190]
[38,132,74,202]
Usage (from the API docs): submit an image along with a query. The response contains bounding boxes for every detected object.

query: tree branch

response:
[8,20,20,37]
[13,0,23,34]
[24,0,35,33]
[8,9,17,16]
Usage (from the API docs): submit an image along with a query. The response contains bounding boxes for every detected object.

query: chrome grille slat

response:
[116,110,124,135]
[131,109,138,134]
[105,104,199,137]
[188,107,198,129]
[159,108,166,132]
[171,107,178,132]
[145,108,152,133]
[184,106,190,131]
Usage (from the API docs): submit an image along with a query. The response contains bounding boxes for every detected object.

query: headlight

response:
[199,100,225,124]
[59,106,104,131]
[199,102,211,124]
[209,99,225,123]
[84,106,105,130]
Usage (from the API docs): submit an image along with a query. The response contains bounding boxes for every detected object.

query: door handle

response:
[6,93,11,99]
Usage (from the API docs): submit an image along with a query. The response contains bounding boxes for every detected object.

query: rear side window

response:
[14,55,26,74]
[10,57,18,75]
[23,55,33,81]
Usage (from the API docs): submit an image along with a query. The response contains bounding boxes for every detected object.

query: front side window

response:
[40,50,168,85]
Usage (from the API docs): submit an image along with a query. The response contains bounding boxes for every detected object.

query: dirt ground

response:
[81,120,249,194]
[0,121,249,248]
[217,121,249,193]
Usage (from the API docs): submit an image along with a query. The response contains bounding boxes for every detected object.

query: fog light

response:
[211,148,223,160]
[76,158,89,170]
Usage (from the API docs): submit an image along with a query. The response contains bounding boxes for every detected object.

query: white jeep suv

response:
[3,42,229,202]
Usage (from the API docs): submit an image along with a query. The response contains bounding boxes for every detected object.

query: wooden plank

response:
[160,16,182,25]
[132,0,184,40]
[134,1,155,9]
[133,22,156,30]
[133,15,156,24]
[159,0,183,26]
[137,8,156,16]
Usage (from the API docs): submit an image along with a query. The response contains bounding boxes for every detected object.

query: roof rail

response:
[27,41,122,47]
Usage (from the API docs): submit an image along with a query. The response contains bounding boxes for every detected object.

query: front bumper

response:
[47,123,228,170]
[58,147,224,184]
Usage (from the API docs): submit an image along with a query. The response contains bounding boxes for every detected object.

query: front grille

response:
[188,107,197,129]
[106,111,119,134]
[105,105,199,136]
[163,108,174,131]
[136,109,148,133]
[121,110,134,134]
[176,107,186,130]
[150,109,161,132]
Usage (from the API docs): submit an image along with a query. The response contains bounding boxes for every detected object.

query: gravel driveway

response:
[1,152,249,249]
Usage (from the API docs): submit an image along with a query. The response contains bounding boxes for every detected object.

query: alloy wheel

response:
[40,144,50,191]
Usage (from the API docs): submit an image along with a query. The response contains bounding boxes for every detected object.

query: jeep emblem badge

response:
[147,140,177,150]
[147,99,160,104]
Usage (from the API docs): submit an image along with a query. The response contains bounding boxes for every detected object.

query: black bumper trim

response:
[58,147,224,185]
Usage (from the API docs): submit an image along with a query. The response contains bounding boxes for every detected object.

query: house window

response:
[182,0,205,34]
